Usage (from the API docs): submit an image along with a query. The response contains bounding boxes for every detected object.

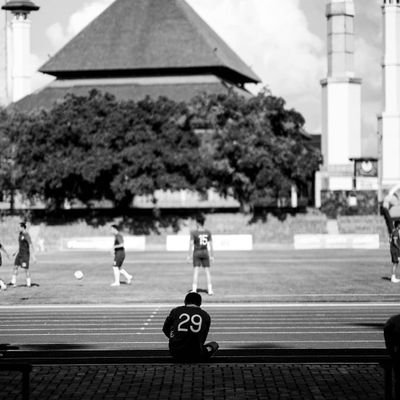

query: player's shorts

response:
[15,254,29,269]
[113,249,125,268]
[193,250,210,268]
[391,247,400,264]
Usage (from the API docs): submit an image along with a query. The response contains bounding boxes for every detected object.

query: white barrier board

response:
[65,236,146,251]
[166,234,253,251]
[294,234,380,250]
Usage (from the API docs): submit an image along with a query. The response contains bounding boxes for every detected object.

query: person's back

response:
[164,304,210,360]
[191,228,212,252]
[163,292,218,362]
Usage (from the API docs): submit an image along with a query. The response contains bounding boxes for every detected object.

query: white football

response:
[74,270,84,280]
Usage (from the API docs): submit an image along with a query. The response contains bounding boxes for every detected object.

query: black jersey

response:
[17,232,31,256]
[391,229,400,250]
[163,305,211,359]
[114,233,124,252]
[190,229,212,251]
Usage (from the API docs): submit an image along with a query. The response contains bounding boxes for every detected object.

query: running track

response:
[0,303,397,350]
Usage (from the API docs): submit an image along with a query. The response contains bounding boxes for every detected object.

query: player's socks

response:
[111,267,120,286]
[11,275,16,287]
[192,285,197,293]
[120,269,132,284]
[26,278,31,287]
[391,275,400,283]
[208,285,213,295]
[0,280,7,290]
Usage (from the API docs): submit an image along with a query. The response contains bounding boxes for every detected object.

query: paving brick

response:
[0,363,386,400]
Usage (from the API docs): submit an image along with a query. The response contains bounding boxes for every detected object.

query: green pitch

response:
[0,249,397,305]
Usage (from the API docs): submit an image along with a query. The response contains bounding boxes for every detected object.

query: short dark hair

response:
[184,292,202,306]
[111,224,119,230]
[395,220,400,228]
[20,222,27,229]
[195,214,205,226]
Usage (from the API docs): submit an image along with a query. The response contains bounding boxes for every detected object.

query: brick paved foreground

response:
[0,363,384,400]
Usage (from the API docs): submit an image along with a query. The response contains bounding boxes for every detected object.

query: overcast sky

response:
[8,0,383,148]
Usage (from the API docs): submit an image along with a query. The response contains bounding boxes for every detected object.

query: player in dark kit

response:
[0,241,10,290]
[188,215,214,294]
[11,222,36,288]
[390,220,400,283]
[110,224,133,287]
[162,292,219,362]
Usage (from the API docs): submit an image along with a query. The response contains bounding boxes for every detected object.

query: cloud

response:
[46,0,114,50]
[30,0,115,92]
[39,0,325,132]
[358,0,381,22]
[187,0,325,132]
[355,37,381,96]
[31,53,54,91]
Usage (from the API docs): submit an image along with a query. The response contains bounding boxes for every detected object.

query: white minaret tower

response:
[0,2,8,106]
[320,0,362,190]
[1,0,39,103]
[379,0,400,187]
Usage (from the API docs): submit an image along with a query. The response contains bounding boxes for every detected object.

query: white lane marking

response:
[0,302,399,310]
[0,326,382,333]
[0,340,384,346]
[0,316,387,323]
[0,331,382,337]
[140,307,160,331]
[218,340,384,344]
[221,294,400,298]
[0,322,385,328]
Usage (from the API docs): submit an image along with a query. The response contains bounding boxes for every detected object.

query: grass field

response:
[0,248,398,305]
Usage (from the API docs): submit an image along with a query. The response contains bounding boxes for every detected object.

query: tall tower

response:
[0,1,10,106]
[1,0,39,103]
[379,0,400,187]
[320,0,362,190]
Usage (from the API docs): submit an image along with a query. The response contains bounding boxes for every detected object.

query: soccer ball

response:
[74,270,84,280]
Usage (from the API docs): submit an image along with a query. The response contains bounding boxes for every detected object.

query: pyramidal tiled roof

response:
[40,0,260,85]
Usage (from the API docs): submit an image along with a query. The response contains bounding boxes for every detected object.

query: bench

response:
[0,348,394,400]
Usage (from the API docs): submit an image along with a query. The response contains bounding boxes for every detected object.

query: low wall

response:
[63,236,146,251]
[0,212,388,251]
[166,235,253,251]
[294,234,380,250]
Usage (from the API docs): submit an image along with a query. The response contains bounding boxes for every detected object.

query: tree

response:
[104,95,207,208]
[1,88,319,213]
[5,91,119,209]
[0,108,34,211]
[4,90,208,209]
[190,90,320,211]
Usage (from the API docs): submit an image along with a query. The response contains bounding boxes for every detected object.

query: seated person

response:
[162,292,219,362]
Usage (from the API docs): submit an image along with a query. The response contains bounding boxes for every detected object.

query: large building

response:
[2,0,261,209]
[379,0,400,189]
[316,0,363,207]
[14,0,260,112]
[0,0,40,105]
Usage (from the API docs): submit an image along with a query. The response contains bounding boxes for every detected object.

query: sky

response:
[3,0,383,152]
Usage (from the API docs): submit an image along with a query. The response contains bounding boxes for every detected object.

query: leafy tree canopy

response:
[1,90,207,209]
[0,88,320,212]
[190,89,320,210]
